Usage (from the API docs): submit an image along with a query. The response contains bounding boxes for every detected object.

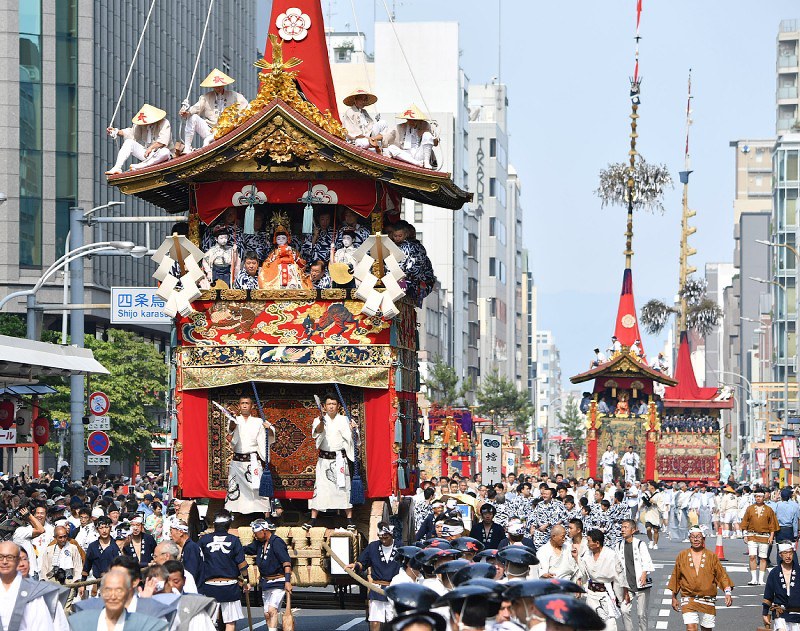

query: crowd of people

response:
[660,414,721,433]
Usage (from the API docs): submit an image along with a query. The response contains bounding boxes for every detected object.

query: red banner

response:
[195,180,379,225]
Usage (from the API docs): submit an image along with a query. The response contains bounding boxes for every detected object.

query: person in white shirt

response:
[0,541,65,630]
[536,525,578,580]
[624,481,640,522]
[180,68,248,151]
[619,447,640,485]
[152,542,198,594]
[600,446,618,486]
[613,520,654,631]
[575,529,624,630]
[12,504,45,579]
[39,525,82,582]
[74,507,98,551]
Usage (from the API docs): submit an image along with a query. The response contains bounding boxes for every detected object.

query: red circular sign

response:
[87,431,110,455]
[88,392,110,416]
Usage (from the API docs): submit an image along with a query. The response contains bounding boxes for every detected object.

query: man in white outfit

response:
[224,395,275,516]
[600,445,618,485]
[536,524,578,580]
[305,391,358,531]
[180,68,248,150]
[105,104,172,174]
[384,105,436,169]
[619,446,640,485]
[576,529,624,631]
[341,88,388,151]
[613,519,653,631]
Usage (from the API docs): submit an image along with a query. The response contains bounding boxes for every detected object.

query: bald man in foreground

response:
[536,524,578,579]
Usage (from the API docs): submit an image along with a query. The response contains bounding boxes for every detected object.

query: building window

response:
[489,216,496,236]
[489,257,496,277]
[498,261,506,284]
[489,178,496,197]
[468,233,478,258]
[489,298,496,317]
[414,202,423,223]
[56,0,78,257]
[416,232,423,244]
[489,138,497,157]
[19,0,43,266]
[467,278,478,303]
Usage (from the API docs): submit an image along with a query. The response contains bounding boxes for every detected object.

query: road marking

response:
[661,598,672,605]
[337,617,366,630]
[655,622,668,629]
[658,609,670,617]
[252,622,266,630]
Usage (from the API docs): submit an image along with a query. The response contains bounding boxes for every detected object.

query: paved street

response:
[230,532,772,631]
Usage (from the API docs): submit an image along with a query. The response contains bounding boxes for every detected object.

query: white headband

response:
[441,522,464,537]
[779,542,795,552]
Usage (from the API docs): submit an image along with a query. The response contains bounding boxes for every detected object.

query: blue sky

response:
[258,1,798,384]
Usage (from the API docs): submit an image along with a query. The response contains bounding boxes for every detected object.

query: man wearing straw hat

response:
[180,68,249,151]
[341,88,388,150]
[105,103,172,174]
[384,104,437,169]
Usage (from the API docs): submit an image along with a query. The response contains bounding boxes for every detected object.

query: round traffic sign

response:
[88,392,110,416]
[87,431,110,455]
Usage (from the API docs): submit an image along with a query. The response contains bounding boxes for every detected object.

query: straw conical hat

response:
[397,104,429,122]
[132,104,167,126]
[343,88,378,107]
[200,68,235,88]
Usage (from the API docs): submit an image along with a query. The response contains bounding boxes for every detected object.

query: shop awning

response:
[0,335,109,385]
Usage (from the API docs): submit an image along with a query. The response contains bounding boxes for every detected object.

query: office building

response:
[778,19,800,135]
[3,0,257,333]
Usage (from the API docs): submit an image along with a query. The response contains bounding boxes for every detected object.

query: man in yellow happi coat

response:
[668,526,733,631]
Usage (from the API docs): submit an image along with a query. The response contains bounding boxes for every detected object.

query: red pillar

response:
[587,403,598,478]
[645,404,657,480]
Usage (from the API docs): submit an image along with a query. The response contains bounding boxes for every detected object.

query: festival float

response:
[106,0,470,588]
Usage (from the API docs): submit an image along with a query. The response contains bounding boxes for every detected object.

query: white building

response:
[329,22,480,391]
[536,330,562,447]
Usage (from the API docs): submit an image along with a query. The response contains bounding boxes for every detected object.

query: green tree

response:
[42,329,167,462]
[475,370,534,431]
[0,314,26,338]
[557,396,585,451]
[422,355,469,407]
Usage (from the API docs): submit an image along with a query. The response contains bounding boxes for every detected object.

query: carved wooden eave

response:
[106,98,472,213]
[570,350,678,386]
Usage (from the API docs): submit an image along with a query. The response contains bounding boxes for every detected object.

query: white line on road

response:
[655,622,668,629]
[337,617,366,630]
[661,598,672,605]
[658,609,671,617]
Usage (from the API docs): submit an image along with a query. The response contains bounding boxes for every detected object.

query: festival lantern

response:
[0,400,14,430]
[32,417,49,446]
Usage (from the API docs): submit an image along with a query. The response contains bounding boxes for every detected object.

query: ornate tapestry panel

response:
[181,364,390,390]
[208,384,367,495]
[656,433,720,480]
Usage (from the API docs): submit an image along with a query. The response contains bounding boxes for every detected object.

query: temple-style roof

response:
[107,98,471,213]
[664,331,733,409]
[570,349,677,386]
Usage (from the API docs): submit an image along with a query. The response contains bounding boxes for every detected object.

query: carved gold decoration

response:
[189,208,200,247]
[220,289,247,300]
[215,35,346,140]
[239,121,321,164]
[250,289,315,300]
[320,289,347,300]
[371,211,384,234]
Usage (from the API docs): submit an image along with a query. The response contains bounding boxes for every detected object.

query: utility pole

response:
[69,205,86,479]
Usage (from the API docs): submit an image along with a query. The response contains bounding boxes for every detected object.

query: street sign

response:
[87,431,110,456]
[88,415,110,431]
[0,429,16,445]
[87,455,111,466]
[88,392,110,416]
[481,433,502,486]
[111,287,172,324]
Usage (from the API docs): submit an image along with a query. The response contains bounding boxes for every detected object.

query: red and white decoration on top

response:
[276,7,311,41]
[308,184,338,204]
[231,185,268,207]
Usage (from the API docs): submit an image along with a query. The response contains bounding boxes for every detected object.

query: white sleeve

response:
[13,525,32,543]
[188,613,218,631]
[22,596,56,630]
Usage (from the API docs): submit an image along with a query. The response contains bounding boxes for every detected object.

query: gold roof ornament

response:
[215,34,345,140]
[269,209,291,236]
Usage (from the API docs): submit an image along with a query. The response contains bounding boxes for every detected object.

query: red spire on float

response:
[613,268,645,355]
[664,330,722,403]
[266,1,340,120]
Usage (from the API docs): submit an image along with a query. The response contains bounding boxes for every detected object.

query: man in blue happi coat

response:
[244,519,292,631]
[349,521,402,631]
[198,510,246,631]
[763,541,800,630]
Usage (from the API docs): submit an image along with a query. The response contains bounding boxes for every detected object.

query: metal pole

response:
[25,294,40,341]
[69,206,86,480]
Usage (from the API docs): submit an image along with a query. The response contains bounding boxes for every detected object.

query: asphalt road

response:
[232,531,769,631]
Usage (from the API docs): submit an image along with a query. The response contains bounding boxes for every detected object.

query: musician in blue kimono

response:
[348,522,402,631]
[302,208,336,264]
[763,542,800,631]
[244,519,292,631]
